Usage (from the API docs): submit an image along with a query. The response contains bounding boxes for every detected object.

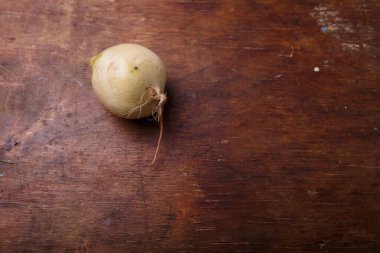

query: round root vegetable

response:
[91,43,167,164]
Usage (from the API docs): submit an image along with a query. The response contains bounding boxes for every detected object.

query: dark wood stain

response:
[0,0,379,252]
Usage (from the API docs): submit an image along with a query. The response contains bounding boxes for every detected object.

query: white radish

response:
[91,43,167,164]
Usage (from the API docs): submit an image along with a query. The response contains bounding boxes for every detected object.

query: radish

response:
[91,44,167,164]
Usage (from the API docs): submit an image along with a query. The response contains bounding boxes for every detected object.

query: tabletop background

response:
[1,0,379,252]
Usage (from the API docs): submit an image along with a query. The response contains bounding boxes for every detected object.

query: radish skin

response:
[91,44,166,119]
[91,44,167,163]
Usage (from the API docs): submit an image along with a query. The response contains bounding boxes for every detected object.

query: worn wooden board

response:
[0,0,379,252]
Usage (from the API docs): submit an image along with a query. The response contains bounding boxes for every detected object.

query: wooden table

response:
[1,1,379,252]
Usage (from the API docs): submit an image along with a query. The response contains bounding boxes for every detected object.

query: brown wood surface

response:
[1,0,379,252]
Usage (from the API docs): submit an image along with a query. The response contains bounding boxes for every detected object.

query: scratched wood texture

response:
[0,0,379,252]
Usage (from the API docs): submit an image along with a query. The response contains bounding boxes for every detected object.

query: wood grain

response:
[0,0,379,252]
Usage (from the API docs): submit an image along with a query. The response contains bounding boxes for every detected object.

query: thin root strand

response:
[150,115,164,165]
[150,88,167,165]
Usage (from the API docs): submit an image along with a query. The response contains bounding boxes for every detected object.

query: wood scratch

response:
[196,227,216,231]
[0,202,22,208]
[209,242,251,245]
[279,46,294,58]
[70,77,83,87]
[138,169,151,251]
[0,159,26,164]
[341,42,360,51]
[159,204,173,241]
[310,5,354,34]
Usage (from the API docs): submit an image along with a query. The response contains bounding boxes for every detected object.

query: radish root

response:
[148,87,167,165]
[122,86,167,164]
